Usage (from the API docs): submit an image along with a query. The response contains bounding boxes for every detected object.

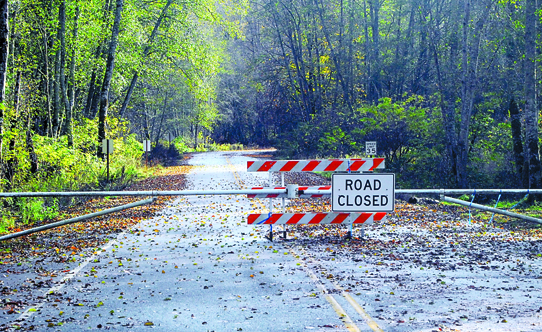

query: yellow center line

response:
[331,281,384,332]
[290,247,384,332]
[289,247,360,332]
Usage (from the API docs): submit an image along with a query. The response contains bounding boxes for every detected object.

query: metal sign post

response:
[101,139,114,182]
[143,140,151,167]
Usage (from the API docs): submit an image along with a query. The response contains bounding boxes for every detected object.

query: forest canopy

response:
[0,0,541,200]
[212,0,542,190]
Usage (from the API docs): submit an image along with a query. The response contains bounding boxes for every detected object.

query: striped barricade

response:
[248,212,386,225]
[247,186,331,198]
[247,158,385,173]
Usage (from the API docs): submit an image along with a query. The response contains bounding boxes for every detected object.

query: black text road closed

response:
[332,173,395,212]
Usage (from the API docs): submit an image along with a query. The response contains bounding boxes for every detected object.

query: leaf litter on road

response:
[0,165,192,324]
[272,171,542,330]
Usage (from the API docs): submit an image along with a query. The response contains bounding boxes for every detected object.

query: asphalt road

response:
[6,151,371,331]
[4,151,542,332]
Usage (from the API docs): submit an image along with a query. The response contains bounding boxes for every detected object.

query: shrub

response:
[1,118,147,227]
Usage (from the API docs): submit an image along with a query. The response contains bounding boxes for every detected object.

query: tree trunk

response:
[368,0,381,103]
[58,0,69,139]
[455,0,472,189]
[66,3,79,147]
[53,3,63,139]
[414,0,429,95]
[271,10,304,120]
[84,69,97,117]
[455,0,492,188]
[315,0,352,112]
[509,98,526,186]
[362,0,371,102]
[98,0,124,159]
[84,0,112,119]
[523,0,540,190]
[0,0,9,162]
[154,93,168,145]
[27,114,38,174]
[194,123,198,149]
[4,71,20,188]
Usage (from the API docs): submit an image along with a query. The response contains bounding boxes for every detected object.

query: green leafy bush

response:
[1,118,147,227]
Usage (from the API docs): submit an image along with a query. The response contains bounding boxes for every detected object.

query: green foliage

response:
[467,110,517,188]
[0,119,146,227]
[277,96,448,187]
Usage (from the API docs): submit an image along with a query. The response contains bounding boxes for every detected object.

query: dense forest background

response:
[213,0,542,190]
[0,0,541,208]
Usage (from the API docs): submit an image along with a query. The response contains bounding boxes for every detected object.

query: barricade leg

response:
[281,173,287,239]
[268,172,273,241]
[344,215,352,239]
[268,225,273,241]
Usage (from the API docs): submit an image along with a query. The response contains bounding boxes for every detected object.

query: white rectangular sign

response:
[332,173,395,212]
[101,139,114,154]
[143,140,151,152]
[365,141,377,155]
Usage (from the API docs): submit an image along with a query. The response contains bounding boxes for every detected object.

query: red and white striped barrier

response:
[247,158,385,172]
[248,212,386,225]
[247,186,331,198]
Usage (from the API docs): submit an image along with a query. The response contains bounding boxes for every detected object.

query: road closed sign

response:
[332,173,395,212]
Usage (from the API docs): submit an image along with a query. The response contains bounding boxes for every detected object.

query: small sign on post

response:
[102,139,114,182]
[365,141,377,156]
[332,173,395,212]
[143,140,151,167]
[143,140,151,152]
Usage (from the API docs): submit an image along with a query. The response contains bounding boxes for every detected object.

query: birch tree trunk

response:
[58,0,68,140]
[52,3,63,139]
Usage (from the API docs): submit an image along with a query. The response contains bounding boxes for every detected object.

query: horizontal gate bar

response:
[248,212,387,225]
[396,189,542,195]
[0,198,156,242]
[301,188,542,196]
[2,188,542,199]
[441,196,542,225]
[247,186,331,198]
[0,189,288,198]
